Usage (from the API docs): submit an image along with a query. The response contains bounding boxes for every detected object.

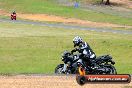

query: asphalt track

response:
[0,18,132,35]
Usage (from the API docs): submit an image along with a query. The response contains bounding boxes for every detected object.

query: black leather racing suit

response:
[71,42,96,66]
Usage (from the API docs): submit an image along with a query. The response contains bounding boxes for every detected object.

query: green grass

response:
[0,21,132,74]
[0,0,132,26]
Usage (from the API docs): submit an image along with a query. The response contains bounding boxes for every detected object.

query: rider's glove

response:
[71,48,78,54]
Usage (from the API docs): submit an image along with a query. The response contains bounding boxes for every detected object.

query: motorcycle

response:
[11,14,16,20]
[55,51,117,75]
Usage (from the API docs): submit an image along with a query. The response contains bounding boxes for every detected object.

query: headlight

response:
[61,57,64,61]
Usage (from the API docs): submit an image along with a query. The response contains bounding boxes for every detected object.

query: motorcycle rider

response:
[62,36,96,73]
[11,11,16,20]
[71,36,96,69]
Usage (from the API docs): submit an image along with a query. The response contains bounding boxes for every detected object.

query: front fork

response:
[78,63,86,76]
[62,63,67,72]
[62,62,71,74]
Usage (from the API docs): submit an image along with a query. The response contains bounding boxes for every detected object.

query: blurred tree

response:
[101,0,104,3]
[101,0,110,5]
[105,0,110,5]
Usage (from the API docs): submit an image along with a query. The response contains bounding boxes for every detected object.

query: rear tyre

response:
[104,65,117,74]
[14,17,16,20]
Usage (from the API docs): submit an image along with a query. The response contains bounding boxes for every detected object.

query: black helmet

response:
[13,11,16,14]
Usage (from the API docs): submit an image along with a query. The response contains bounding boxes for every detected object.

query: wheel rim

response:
[107,66,116,74]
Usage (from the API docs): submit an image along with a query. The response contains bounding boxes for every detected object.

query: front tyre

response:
[55,64,64,74]
[76,76,86,85]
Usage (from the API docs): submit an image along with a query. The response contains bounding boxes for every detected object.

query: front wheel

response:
[76,76,86,85]
[11,17,13,20]
[55,64,64,74]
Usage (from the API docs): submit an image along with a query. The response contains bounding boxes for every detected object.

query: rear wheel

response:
[14,17,16,20]
[104,65,117,74]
